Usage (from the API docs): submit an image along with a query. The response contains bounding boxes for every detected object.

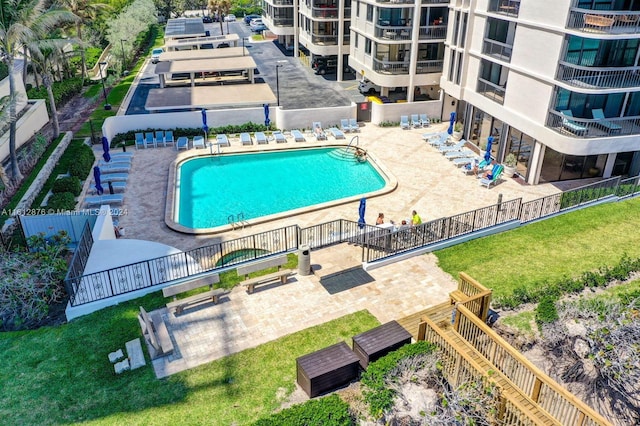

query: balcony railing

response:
[312,6,338,18]
[273,0,294,5]
[373,58,410,74]
[568,9,640,34]
[488,0,520,17]
[375,25,412,40]
[546,109,640,138]
[418,25,447,39]
[483,39,513,62]
[272,17,294,26]
[311,33,339,45]
[416,59,444,73]
[557,62,640,89]
[477,79,505,104]
[375,0,414,4]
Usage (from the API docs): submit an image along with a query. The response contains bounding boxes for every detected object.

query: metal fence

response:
[64,221,93,299]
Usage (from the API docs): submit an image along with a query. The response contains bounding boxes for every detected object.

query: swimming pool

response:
[170,147,393,233]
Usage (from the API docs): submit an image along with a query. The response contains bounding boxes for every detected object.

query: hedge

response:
[45,192,77,211]
[252,394,353,426]
[52,176,81,196]
[26,77,83,114]
[68,143,95,180]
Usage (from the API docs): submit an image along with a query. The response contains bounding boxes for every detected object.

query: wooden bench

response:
[237,255,294,294]
[163,274,224,314]
[138,306,174,360]
[584,14,614,29]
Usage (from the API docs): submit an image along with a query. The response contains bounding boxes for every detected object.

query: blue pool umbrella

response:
[101,136,111,163]
[358,198,366,229]
[93,166,104,195]
[264,104,270,127]
[447,111,456,135]
[484,136,494,162]
[201,108,209,139]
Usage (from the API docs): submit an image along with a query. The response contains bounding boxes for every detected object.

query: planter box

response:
[296,342,360,398]
[352,320,412,368]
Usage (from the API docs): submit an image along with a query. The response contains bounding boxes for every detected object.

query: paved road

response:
[125,20,366,115]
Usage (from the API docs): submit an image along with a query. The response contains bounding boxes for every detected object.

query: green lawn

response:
[0,291,378,425]
[435,197,640,298]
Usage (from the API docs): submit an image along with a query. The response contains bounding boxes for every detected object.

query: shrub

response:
[26,77,83,113]
[536,296,558,329]
[252,394,353,426]
[52,176,81,196]
[68,143,94,179]
[45,192,77,211]
[360,341,436,417]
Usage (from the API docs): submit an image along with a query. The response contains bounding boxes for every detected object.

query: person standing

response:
[376,213,385,225]
[411,210,422,226]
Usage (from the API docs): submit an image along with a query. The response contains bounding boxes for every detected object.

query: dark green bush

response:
[536,296,559,330]
[68,143,95,179]
[45,192,77,211]
[361,341,436,417]
[52,176,81,196]
[26,77,83,113]
[0,62,8,80]
[252,394,353,426]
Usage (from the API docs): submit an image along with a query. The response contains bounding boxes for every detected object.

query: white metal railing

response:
[568,9,640,34]
[483,39,513,62]
[556,62,640,89]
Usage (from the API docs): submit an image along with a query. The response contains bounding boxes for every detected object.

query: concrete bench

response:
[163,274,224,314]
[138,306,174,360]
[237,254,294,294]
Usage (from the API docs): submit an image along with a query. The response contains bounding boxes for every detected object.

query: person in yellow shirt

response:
[411,210,422,226]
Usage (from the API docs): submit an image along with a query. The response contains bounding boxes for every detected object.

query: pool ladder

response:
[228,212,250,230]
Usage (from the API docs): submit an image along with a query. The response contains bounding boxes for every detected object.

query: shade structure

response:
[484,136,494,162]
[358,198,366,229]
[264,104,270,127]
[447,111,456,135]
[102,136,111,163]
[93,167,104,195]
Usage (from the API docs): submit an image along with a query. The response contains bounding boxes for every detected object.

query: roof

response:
[155,56,257,75]
[165,33,239,50]
[164,18,205,39]
[158,47,249,61]
[145,84,278,111]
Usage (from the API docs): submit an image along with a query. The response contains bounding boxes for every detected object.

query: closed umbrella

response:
[447,111,456,135]
[201,108,209,142]
[484,136,494,162]
[358,198,366,229]
[101,136,111,163]
[264,104,270,127]
[93,166,104,195]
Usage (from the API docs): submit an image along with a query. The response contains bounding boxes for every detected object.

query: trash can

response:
[298,244,311,276]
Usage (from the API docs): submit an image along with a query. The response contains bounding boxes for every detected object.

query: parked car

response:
[311,56,354,75]
[202,16,213,23]
[358,78,382,94]
[224,14,236,22]
[244,14,261,25]
[151,47,163,64]
[217,42,230,48]
[250,18,266,32]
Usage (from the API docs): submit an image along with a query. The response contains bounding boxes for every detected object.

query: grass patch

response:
[0,294,378,425]
[435,197,640,299]
[500,311,535,334]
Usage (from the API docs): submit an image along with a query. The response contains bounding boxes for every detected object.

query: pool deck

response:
[87,123,569,377]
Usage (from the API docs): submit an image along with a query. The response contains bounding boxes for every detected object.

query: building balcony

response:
[376,25,412,40]
[311,33,339,45]
[418,25,447,40]
[416,59,443,74]
[482,39,512,62]
[557,62,640,89]
[374,58,410,74]
[312,6,338,19]
[567,10,640,34]
[272,17,294,27]
[488,0,520,17]
[375,0,414,4]
[477,79,505,104]
[273,0,294,5]
[546,110,640,138]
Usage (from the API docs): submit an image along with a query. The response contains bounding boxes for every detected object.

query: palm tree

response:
[208,0,231,35]
[55,0,110,81]
[0,0,78,182]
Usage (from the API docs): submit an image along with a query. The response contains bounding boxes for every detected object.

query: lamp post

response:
[119,39,127,75]
[98,62,111,110]
[275,64,282,106]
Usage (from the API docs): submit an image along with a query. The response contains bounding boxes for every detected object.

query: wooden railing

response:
[453,272,492,322]
[452,304,610,425]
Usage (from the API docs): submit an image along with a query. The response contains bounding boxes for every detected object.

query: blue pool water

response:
[177,147,387,229]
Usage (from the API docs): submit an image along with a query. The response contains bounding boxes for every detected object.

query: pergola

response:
[144,84,277,112]
[154,56,258,88]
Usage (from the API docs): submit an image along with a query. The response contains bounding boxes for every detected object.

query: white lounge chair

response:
[100,163,131,173]
[109,152,134,160]
[255,132,268,144]
[349,118,359,132]
[438,140,466,153]
[312,122,327,141]
[176,137,189,150]
[96,172,128,182]
[144,132,156,148]
[155,130,165,147]
[291,129,305,142]
[479,164,504,188]
[94,181,127,194]
[273,131,287,143]
[240,133,252,145]
[340,119,351,133]
[164,131,175,147]
[98,158,131,167]
[445,149,475,159]
[216,134,230,147]
[134,133,145,149]
[411,114,421,128]
[193,136,205,149]
[420,114,430,127]
[84,194,124,207]
[400,116,410,129]
[329,128,345,139]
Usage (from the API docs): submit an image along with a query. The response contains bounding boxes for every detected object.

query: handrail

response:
[454,304,611,425]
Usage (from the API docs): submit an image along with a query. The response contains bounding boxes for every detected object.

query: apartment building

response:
[441,0,640,184]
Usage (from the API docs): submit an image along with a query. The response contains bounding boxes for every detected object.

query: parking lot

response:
[125,19,367,115]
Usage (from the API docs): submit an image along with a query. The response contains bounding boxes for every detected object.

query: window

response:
[356,0,360,18]
[354,33,359,48]
[366,4,373,22]
[460,13,467,48]
[365,38,371,55]
[554,88,625,118]
[455,51,463,84]
[565,36,639,67]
